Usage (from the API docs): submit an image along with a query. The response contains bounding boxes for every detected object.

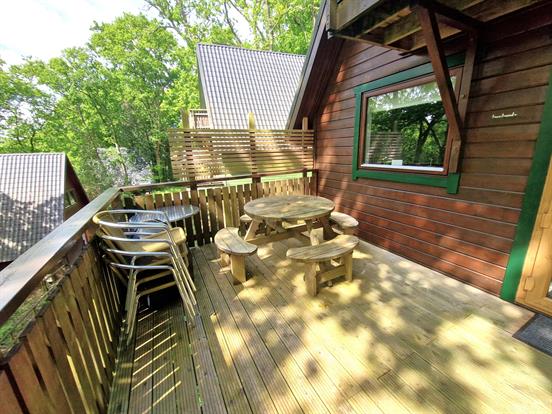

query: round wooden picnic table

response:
[244,195,336,245]
[244,195,334,221]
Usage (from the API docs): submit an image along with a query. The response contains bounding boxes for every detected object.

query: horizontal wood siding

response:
[315,20,552,295]
[169,128,314,180]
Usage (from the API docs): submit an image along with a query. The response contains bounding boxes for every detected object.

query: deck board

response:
[169,301,200,414]
[152,306,176,413]
[108,239,552,413]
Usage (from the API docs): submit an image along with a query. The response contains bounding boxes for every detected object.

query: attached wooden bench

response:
[215,227,257,284]
[286,235,359,296]
[329,212,359,235]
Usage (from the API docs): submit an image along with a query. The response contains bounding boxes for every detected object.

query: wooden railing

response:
[168,117,314,181]
[123,170,317,246]
[0,169,317,413]
[0,187,123,413]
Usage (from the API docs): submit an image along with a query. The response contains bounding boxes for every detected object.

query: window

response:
[352,57,466,193]
[358,71,460,175]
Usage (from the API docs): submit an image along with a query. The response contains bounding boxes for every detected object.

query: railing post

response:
[311,169,318,196]
[181,109,196,182]
[252,175,262,199]
[302,117,309,171]
[248,112,257,176]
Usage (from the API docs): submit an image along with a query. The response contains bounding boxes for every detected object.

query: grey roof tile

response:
[0,153,66,262]
[197,44,305,129]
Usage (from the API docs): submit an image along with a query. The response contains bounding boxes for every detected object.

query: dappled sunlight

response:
[114,239,552,413]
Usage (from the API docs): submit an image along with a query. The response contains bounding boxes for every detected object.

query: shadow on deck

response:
[108,238,552,413]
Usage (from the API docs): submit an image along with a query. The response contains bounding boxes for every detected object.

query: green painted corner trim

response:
[352,54,464,194]
[500,69,552,302]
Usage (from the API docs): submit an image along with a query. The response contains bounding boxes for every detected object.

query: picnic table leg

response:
[245,219,261,241]
[305,220,320,246]
[266,219,285,234]
[319,215,337,240]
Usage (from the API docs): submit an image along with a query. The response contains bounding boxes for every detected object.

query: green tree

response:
[0,1,321,196]
[0,60,54,152]
[145,0,319,53]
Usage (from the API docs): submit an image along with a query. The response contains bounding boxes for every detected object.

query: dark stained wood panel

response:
[313,13,552,295]
[464,123,541,143]
[467,86,548,113]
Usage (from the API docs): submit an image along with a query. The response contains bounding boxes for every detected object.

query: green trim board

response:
[352,54,464,194]
[352,169,460,191]
[500,68,552,302]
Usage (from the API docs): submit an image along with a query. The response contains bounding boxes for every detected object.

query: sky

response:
[0,0,148,65]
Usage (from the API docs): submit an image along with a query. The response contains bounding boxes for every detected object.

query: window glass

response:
[363,77,455,172]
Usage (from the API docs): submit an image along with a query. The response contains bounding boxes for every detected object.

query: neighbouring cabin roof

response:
[196,43,305,129]
[0,153,81,263]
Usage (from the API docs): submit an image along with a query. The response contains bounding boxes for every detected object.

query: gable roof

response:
[0,153,68,262]
[197,44,305,129]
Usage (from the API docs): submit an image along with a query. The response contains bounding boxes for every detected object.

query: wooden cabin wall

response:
[314,13,552,295]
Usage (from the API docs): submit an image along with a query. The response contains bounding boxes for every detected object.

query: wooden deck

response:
[108,237,552,413]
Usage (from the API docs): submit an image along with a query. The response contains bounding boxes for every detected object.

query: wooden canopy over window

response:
[329,0,541,173]
[328,0,541,52]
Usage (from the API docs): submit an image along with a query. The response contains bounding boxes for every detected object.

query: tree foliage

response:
[0,1,318,196]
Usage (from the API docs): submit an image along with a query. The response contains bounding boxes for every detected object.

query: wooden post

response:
[248,112,262,197]
[248,112,256,129]
[248,112,257,177]
[457,34,478,124]
[302,117,309,172]
[417,6,464,173]
[311,169,318,196]
[181,109,189,129]
[180,109,196,181]
[327,0,338,32]
[454,33,478,173]
[252,175,261,199]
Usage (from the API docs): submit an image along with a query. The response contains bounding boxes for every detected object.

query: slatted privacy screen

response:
[129,174,316,246]
[0,246,121,414]
[169,128,314,181]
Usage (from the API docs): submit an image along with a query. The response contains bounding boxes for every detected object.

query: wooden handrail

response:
[121,168,316,192]
[0,187,121,325]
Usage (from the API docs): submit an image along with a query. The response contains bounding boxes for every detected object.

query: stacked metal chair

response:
[93,210,197,342]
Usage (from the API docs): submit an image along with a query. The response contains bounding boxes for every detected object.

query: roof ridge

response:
[197,42,305,58]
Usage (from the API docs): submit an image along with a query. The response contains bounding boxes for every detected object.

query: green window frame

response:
[352,54,464,194]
